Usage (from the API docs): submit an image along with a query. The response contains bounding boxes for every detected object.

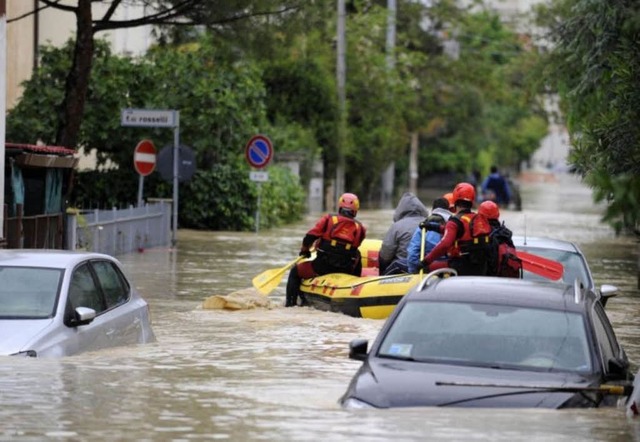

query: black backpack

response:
[487,223,522,278]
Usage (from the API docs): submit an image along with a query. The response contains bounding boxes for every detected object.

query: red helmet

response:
[338,192,360,214]
[443,192,455,210]
[478,200,500,220]
[452,182,475,205]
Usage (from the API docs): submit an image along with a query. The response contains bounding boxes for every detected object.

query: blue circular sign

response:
[245,135,273,169]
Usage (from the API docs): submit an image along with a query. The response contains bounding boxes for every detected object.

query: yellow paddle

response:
[252,255,306,295]
[419,226,426,278]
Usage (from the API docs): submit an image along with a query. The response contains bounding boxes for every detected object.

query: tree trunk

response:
[55,0,93,149]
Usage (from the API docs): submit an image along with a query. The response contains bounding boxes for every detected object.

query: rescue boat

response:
[299,239,421,319]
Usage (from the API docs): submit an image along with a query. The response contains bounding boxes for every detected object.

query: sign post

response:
[133,139,156,207]
[122,108,181,246]
[245,135,273,232]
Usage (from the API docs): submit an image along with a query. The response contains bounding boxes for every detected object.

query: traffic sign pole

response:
[122,109,181,247]
[245,135,273,233]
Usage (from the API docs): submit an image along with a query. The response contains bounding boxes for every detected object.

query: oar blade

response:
[516,250,564,281]
[252,256,304,295]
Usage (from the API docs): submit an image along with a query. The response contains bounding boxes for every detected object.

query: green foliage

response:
[588,173,640,235]
[8,1,551,229]
[538,0,640,233]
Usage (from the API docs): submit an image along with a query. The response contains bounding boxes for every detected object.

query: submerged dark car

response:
[340,270,634,409]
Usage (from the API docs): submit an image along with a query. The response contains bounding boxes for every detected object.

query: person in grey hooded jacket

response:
[378,192,429,275]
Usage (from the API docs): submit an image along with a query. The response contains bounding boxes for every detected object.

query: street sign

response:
[249,171,269,182]
[121,108,177,128]
[245,135,273,169]
[133,139,157,176]
[157,144,197,183]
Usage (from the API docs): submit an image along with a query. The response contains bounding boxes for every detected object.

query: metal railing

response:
[66,202,171,256]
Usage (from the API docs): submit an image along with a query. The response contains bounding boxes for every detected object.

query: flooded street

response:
[2,173,640,441]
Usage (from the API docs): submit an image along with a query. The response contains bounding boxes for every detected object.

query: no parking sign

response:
[245,135,273,169]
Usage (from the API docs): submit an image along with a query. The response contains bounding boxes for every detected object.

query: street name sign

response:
[121,109,177,128]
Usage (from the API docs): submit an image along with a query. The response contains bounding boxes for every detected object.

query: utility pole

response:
[335,0,346,203]
[381,0,396,208]
[0,0,6,240]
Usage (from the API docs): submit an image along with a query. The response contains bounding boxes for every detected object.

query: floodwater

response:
[2,173,640,441]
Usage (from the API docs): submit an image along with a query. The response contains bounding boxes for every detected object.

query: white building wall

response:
[37,1,154,56]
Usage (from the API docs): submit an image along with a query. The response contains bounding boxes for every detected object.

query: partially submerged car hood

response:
[348,359,595,409]
[0,319,55,355]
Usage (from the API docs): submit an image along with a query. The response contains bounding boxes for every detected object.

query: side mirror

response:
[599,284,618,308]
[607,357,630,381]
[68,306,96,327]
[348,339,369,361]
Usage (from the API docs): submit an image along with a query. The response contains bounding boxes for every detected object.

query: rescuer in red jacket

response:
[285,193,367,307]
[421,182,491,276]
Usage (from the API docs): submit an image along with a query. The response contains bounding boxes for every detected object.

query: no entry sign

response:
[245,135,273,169]
[134,139,157,176]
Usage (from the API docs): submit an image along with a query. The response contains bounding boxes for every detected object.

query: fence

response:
[66,202,171,256]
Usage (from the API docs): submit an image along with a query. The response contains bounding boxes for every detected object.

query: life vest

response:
[442,210,491,276]
[318,214,364,251]
[487,222,523,278]
[449,211,491,256]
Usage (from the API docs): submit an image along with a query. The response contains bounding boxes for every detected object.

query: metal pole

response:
[0,0,6,239]
[336,0,346,200]
[137,175,144,207]
[255,182,261,233]
[171,111,180,247]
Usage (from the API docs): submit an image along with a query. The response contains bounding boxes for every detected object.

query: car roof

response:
[511,236,581,254]
[407,276,592,314]
[0,249,117,269]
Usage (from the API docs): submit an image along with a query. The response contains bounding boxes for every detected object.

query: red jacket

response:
[302,213,366,252]
[424,210,489,264]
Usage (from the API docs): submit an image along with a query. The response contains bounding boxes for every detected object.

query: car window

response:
[517,246,592,289]
[91,260,130,309]
[68,263,105,313]
[591,302,620,369]
[379,301,592,372]
[0,267,62,318]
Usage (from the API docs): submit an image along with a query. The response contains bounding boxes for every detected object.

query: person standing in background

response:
[481,165,512,207]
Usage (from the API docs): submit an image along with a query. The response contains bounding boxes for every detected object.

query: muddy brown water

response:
[2,173,639,441]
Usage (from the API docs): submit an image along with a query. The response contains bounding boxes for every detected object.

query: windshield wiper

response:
[434,381,632,407]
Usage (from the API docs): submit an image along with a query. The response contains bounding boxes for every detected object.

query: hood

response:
[431,207,452,222]
[393,192,429,222]
[348,359,595,409]
[0,319,55,355]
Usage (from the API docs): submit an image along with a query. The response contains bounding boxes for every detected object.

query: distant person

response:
[285,193,366,307]
[406,197,452,273]
[481,165,511,207]
[379,192,429,275]
[421,182,492,276]
[478,200,522,278]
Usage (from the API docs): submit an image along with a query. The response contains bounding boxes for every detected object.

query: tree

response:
[13,0,301,148]
[536,0,640,234]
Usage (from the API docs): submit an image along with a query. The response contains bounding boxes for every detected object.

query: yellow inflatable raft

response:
[299,239,422,319]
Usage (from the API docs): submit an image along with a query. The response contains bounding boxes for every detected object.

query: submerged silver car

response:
[0,250,156,357]
[512,236,618,301]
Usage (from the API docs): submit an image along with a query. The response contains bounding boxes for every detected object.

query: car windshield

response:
[519,246,592,289]
[378,300,592,373]
[0,267,62,318]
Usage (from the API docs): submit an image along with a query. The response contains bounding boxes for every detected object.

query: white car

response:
[0,250,156,357]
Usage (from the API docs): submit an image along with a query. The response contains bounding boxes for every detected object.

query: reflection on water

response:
[2,173,640,440]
